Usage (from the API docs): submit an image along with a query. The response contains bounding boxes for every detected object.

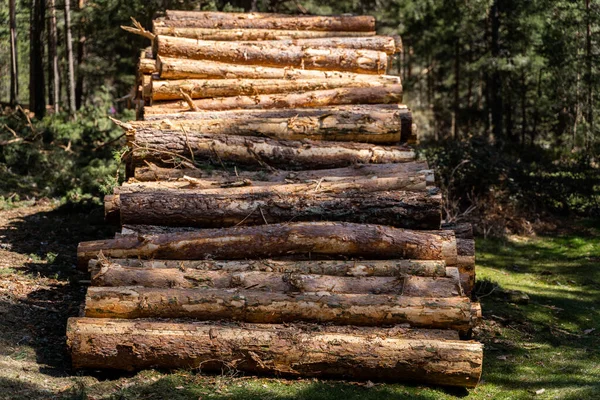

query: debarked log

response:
[67,318,482,387]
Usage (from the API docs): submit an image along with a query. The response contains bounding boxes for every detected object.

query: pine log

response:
[151,77,399,101]
[457,238,476,296]
[141,74,152,103]
[132,160,429,182]
[153,36,387,74]
[157,57,401,81]
[114,188,440,229]
[88,258,448,278]
[442,222,474,239]
[133,105,411,144]
[128,133,416,170]
[157,13,376,32]
[90,261,461,296]
[67,318,482,387]
[83,287,479,331]
[138,52,155,75]
[144,85,403,114]
[153,26,376,41]
[77,222,457,268]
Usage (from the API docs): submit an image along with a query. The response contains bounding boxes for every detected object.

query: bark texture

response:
[77,222,457,268]
[128,132,415,170]
[67,318,482,387]
[157,57,400,81]
[84,287,479,331]
[154,36,387,74]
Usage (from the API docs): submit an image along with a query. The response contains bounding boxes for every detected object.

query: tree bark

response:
[139,57,156,75]
[67,318,482,387]
[158,13,376,32]
[153,26,376,41]
[154,36,387,74]
[113,188,440,229]
[75,0,86,109]
[9,0,18,105]
[457,238,475,296]
[88,258,448,278]
[48,0,60,112]
[29,0,45,118]
[144,85,403,114]
[64,0,77,114]
[77,222,457,268]
[151,77,399,101]
[127,105,411,144]
[132,160,430,182]
[157,57,400,81]
[128,133,415,170]
[91,260,461,297]
[83,287,479,331]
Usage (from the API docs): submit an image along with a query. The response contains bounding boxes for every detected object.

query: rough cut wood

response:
[91,260,461,297]
[154,36,387,74]
[153,26,376,41]
[89,258,448,278]
[157,13,376,32]
[84,286,479,331]
[151,77,399,101]
[67,318,482,387]
[132,105,411,144]
[457,238,476,296]
[442,223,474,239]
[157,57,401,81]
[77,222,457,268]
[132,160,429,182]
[128,132,415,170]
[115,188,440,229]
[145,85,403,114]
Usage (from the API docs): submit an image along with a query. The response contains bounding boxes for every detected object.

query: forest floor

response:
[0,201,598,400]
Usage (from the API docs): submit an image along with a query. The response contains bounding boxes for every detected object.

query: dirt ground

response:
[0,201,115,399]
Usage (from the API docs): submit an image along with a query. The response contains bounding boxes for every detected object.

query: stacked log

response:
[70,10,482,388]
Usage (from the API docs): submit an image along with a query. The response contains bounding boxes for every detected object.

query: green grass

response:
[63,220,600,400]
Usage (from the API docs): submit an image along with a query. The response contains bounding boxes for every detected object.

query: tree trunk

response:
[153,26,376,41]
[64,0,77,114]
[29,0,45,118]
[127,105,411,144]
[75,0,86,109]
[157,57,400,81]
[113,189,440,229]
[132,160,430,182]
[48,0,60,112]
[67,318,482,387]
[128,133,415,170]
[77,222,457,268]
[153,36,387,74]
[88,258,448,278]
[151,77,399,101]
[489,0,503,140]
[83,287,479,331]
[145,85,403,114]
[158,12,376,32]
[9,0,18,105]
[91,261,461,297]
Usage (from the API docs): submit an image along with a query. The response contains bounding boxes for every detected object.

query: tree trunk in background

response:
[9,0,18,105]
[490,0,503,141]
[48,0,60,113]
[585,0,593,148]
[75,0,86,109]
[64,0,77,114]
[521,70,527,145]
[30,0,46,118]
[454,37,460,139]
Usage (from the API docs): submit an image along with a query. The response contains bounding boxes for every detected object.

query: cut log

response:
[115,188,440,229]
[134,105,411,144]
[83,286,479,331]
[457,238,476,296]
[141,74,152,103]
[91,261,461,297]
[157,13,376,32]
[151,77,399,101]
[157,57,400,81]
[145,85,403,114]
[442,222,474,239]
[77,222,457,268]
[132,160,429,182]
[67,318,482,387]
[89,258,448,278]
[128,132,415,170]
[153,26,376,41]
[154,36,387,74]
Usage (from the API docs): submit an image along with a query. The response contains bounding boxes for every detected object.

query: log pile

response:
[70,11,483,388]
